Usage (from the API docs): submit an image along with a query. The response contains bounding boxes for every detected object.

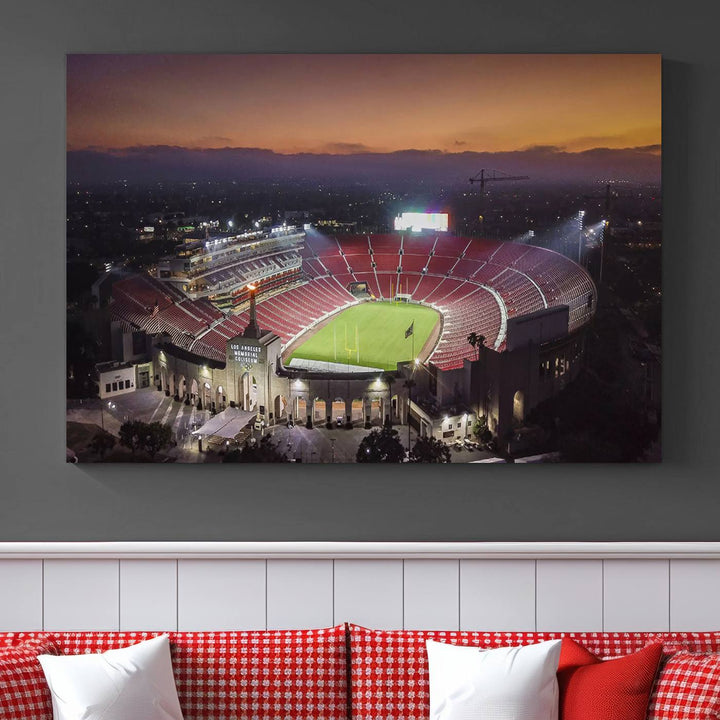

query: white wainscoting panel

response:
[4,545,720,634]
[43,559,120,631]
[604,560,669,631]
[403,560,459,630]
[460,560,536,631]
[536,560,603,631]
[266,559,334,629]
[177,559,265,631]
[334,559,403,629]
[0,560,43,631]
[120,560,177,631]
[670,559,720,630]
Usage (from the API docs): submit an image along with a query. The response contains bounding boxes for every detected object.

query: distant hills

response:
[67,144,661,186]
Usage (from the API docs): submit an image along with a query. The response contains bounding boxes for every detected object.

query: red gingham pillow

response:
[169,628,348,720]
[19,627,348,720]
[0,635,60,720]
[349,625,651,720]
[648,633,720,654]
[648,652,720,720]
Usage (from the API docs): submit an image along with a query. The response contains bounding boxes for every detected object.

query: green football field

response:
[288,301,439,371]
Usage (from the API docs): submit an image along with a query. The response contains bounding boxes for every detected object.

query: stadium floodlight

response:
[228,220,233,228]
[247,283,256,291]
[414,358,420,365]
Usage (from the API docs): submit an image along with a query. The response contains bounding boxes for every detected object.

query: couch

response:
[2,624,719,719]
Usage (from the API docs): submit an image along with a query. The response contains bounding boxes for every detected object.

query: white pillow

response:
[38,634,184,720]
[426,638,562,720]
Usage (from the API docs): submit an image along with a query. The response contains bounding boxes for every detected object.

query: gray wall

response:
[0,0,718,541]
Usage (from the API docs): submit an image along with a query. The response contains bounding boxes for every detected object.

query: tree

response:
[119,420,172,458]
[223,435,289,463]
[88,430,116,459]
[467,332,480,360]
[356,426,405,463]
[143,422,173,458]
[409,436,451,463]
[119,420,143,454]
[472,416,492,444]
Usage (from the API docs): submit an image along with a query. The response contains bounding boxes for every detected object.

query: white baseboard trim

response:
[1,541,720,559]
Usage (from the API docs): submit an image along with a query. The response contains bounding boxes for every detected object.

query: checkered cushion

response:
[348,625,652,720]
[648,633,720,654]
[0,635,59,720]
[0,627,348,720]
[648,652,720,720]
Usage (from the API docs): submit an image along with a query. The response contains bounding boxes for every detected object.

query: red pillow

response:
[0,635,60,720]
[558,637,663,720]
[647,652,720,720]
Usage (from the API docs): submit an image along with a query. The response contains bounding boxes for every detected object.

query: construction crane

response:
[469,168,530,191]
[583,183,618,217]
[468,169,529,238]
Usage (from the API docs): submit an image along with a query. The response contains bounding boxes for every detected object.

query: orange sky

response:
[67,54,661,155]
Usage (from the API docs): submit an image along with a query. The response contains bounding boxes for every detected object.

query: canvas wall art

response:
[66,54,661,463]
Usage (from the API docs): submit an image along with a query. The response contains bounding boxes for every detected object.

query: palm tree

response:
[467,332,479,360]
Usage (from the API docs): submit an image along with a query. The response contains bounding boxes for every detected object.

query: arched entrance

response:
[351,398,363,423]
[513,390,525,424]
[201,381,212,410]
[274,394,287,423]
[215,385,225,412]
[190,379,199,405]
[331,398,345,425]
[161,368,169,394]
[239,373,257,411]
[178,375,186,401]
[296,397,307,424]
[369,397,382,425]
[313,398,326,423]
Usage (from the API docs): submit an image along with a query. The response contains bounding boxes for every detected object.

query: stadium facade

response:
[105,227,596,447]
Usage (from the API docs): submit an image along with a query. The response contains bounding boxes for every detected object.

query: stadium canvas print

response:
[66,54,661,463]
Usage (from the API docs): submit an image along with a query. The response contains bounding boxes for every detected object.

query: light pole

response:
[577,210,586,264]
[101,400,116,432]
[599,220,608,285]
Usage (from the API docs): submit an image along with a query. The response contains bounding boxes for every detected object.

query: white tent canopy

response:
[191,407,255,439]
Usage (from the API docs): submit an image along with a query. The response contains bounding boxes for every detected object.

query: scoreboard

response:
[394,212,449,233]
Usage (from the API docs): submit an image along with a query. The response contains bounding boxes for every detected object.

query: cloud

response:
[628,144,661,153]
[564,130,661,153]
[191,136,234,148]
[320,142,374,154]
[454,140,467,146]
[520,144,565,154]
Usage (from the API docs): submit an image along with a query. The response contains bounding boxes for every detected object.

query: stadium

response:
[107,218,596,447]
